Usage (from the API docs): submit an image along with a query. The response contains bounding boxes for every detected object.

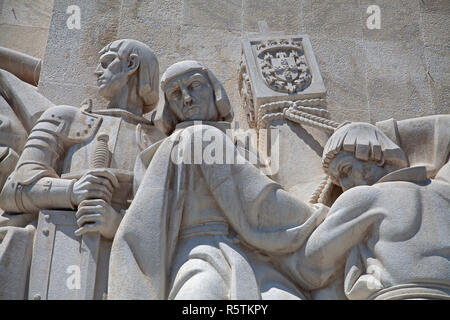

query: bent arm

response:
[198,126,326,254]
[0,105,101,213]
[277,186,385,290]
[0,123,75,213]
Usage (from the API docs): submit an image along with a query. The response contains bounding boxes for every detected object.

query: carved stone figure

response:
[1,12,448,300]
[0,94,32,300]
[0,49,55,194]
[107,60,328,300]
[0,49,55,300]
[0,39,164,299]
[0,100,24,193]
[279,118,450,299]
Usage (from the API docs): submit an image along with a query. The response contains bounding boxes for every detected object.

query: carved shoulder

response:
[328,185,380,219]
[33,105,102,144]
[136,123,166,151]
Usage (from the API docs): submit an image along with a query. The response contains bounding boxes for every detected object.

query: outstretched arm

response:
[197,125,327,254]
[0,118,74,213]
[277,185,386,290]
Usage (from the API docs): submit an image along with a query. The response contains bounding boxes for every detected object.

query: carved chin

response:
[97,83,112,97]
[183,107,202,119]
[98,75,128,98]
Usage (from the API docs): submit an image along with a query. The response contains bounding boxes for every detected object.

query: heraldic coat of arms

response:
[256,39,312,94]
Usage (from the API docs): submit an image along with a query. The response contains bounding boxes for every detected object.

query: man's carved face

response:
[329,152,386,191]
[164,71,218,122]
[95,51,129,99]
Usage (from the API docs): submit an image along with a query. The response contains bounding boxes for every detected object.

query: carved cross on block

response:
[258,21,270,35]
[256,21,285,36]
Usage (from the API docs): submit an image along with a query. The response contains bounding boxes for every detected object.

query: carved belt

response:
[179,221,229,240]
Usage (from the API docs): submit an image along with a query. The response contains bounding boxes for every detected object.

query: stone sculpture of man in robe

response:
[108,60,329,300]
[279,118,449,299]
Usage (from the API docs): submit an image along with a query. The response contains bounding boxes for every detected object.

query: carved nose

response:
[182,89,193,106]
[94,64,103,76]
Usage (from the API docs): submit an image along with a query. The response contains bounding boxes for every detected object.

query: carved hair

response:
[322,122,408,176]
[154,60,234,135]
[99,39,159,114]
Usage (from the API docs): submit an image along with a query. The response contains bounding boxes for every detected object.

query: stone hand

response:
[70,169,120,207]
[74,199,122,240]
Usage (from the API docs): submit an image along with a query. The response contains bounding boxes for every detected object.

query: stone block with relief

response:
[241,34,326,107]
[239,25,338,204]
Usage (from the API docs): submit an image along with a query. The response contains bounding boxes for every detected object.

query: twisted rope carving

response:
[317,177,334,205]
[309,175,329,204]
[308,175,334,205]
[284,107,339,133]
[293,104,330,118]
[256,99,340,205]
[257,99,333,130]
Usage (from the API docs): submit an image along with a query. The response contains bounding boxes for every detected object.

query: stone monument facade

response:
[0,0,448,300]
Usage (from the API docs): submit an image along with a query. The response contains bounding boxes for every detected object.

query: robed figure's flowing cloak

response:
[108,122,327,299]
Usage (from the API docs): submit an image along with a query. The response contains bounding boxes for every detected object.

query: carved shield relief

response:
[255,39,312,94]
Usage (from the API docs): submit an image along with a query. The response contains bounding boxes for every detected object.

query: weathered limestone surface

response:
[32,0,449,126]
[0,0,54,59]
[0,0,448,301]
[37,0,121,109]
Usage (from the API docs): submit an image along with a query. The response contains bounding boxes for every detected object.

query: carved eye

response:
[340,165,352,177]
[100,56,115,69]
[190,81,202,90]
[170,89,182,100]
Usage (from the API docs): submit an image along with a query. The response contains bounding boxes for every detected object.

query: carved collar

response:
[92,108,152,125]
[174,121,231,134]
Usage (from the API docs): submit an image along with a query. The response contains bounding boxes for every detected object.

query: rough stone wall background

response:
[36,0,121,110]
[0,0,54,59]
[2,0,448,125]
